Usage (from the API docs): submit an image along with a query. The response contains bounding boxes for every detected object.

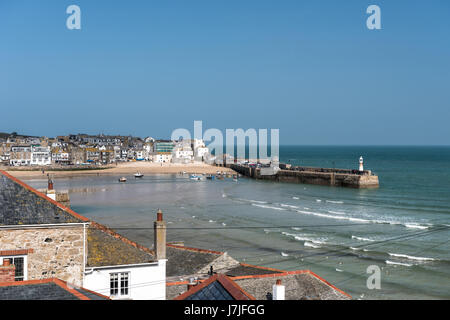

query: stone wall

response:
[229,164,379,188]
[0,226,85,286]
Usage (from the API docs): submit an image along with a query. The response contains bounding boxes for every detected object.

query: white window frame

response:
[1,255,28,281]
[109,272,130,298]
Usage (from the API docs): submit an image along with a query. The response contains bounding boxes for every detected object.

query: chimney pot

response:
[273,279,285,300]
[154,209,166,260]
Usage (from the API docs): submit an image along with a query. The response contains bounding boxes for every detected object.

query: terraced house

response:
[0,170,166,300]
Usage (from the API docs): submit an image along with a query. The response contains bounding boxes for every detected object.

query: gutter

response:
[0,222,90,230]
[84,261,161,273]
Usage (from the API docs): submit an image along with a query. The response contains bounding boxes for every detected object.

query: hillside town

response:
[0,133,213,167]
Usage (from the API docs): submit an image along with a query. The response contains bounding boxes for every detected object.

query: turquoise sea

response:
[25,146,450,299]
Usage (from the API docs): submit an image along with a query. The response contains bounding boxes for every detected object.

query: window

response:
[2,256,26,281]
[110,272,129,297]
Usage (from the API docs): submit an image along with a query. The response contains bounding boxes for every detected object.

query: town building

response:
[0,171,167,300]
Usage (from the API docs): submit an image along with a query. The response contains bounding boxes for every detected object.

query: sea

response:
[24,146,450,300]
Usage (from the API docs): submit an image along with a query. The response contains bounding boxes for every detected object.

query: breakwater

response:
[228,164,379,188]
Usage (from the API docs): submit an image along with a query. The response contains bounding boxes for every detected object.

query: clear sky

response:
[1,0,449,145]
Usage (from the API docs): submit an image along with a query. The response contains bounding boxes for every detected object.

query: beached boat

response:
[134,172,144,178]
[190,175,202,181]
[119,177,127,182]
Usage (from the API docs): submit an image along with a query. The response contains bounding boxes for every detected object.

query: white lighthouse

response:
[359,156,364,172]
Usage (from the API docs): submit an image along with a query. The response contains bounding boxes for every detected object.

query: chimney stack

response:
[154,209,166,260]
[272,279,285,300]
[187,277,196,291]
[48,175,54,191]
[46,175,56,200]
[0,259,15,282]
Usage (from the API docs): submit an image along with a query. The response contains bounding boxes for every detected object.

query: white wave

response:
[252,203,286,211]
[281,232,297,237]
[222,223,227,226]
[222,194,227,198]
[304,207,310,210]
[238,198,268,204]
[388,253,435,261]
[292,227,302,231]
[350,247,361,251]
[316,199,322,202]
[326,200,344,204]
[404,224,429,230]
[335,268,343,272]
[386,260,413,267]
[292,197,299,200]
[192,216,196,218]
[296,210,372,223]
[352,235,375,242]
[281,252,289,257]
[294,236,326,245]
[208,220,215,223]
[304,242,321,249]
[328,210,346,215]
[280,204,300,209]
[296,209,422,228]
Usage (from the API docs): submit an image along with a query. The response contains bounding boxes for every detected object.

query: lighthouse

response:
[359,156,364,172]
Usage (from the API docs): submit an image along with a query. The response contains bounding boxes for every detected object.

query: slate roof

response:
[0,278,109,300]
[167,270,351,300]
[233,271,352,300]
[0,171,88,225]
[166,245,225,277]
[86,224,155,267]
[224,263,283,277]
[174,274,255,300]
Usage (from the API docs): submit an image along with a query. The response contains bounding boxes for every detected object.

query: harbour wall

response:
[228,164,379,188]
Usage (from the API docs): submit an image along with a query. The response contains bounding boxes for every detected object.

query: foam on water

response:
[352,235,376,242]
[386,260,413,267]
[326,200,344,204]
[252,203,287,211]
[304,242,321,249]
[388,253,435,261]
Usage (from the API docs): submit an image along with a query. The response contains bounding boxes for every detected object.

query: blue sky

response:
[1,0,449,144]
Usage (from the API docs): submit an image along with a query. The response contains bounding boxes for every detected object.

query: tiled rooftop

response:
[0,172,86,225]
[0,279,108,300]
[87,227,155,267]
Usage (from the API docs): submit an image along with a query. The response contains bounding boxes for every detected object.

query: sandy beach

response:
[2,162,235,179]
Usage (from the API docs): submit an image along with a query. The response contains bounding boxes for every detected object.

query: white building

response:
[9,146,31,166]
[172,141,194,163]
[150,153,172,163]
[31,146,51,166]
[83,210,167,300]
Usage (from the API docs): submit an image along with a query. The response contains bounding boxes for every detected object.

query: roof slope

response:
[166,245,224,277]
[87,225,155,267]
[0,278,109,300]
[233,271,351,300]
[174,274,255,300]
[0,171,87,225]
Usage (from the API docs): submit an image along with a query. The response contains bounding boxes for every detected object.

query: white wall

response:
[83,260,166,300]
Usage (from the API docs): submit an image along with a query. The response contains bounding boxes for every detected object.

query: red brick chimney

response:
[48,175,54,191]
[154,209,166,260]
[0,259,15,282]
[273,279,285,300]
